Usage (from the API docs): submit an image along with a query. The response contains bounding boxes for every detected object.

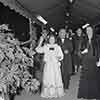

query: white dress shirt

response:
[61,39,65,43]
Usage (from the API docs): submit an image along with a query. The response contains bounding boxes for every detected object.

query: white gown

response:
[36,44,64,98]
[0,97,4,100]
[0,95,4,100]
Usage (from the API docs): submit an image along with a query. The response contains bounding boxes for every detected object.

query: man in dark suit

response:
[68,29,76,74]
[57,29,73,92]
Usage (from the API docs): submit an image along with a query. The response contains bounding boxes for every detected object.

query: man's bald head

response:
[59,29,66,39]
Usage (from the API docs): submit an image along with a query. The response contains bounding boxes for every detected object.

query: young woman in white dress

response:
[36,34,65,98]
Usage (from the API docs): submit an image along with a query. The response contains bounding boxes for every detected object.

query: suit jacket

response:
[57,37,73,75]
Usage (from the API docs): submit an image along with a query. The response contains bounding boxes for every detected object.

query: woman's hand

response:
[37,36,44,47]
[81,48,88,54]
[96,58,100,67]
[64,50,69,54]
[56,56,61,61]
[40,36,44,42]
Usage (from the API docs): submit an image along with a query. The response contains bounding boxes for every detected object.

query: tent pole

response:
[29,18,32,37]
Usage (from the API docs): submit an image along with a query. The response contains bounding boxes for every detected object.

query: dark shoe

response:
[71,72,76,76]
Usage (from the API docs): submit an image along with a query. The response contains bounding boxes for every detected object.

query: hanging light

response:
[66,13,70,17]
[50,27,55,32]
[55,32,58,34]
[69,0,73,3]
[82,23,90,29]
[37,15,48,25]
[33,21,35,24]
[67,0,76,5]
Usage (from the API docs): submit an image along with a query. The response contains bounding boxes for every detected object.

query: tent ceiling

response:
[1,0,100,30]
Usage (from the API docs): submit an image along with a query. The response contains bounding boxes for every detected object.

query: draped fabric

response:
[0,0,40,24]
[78,38,100,99]
[0,0,30,18]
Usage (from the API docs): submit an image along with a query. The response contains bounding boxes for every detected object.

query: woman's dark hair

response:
[47,33,57,43]
[76,27,82,31]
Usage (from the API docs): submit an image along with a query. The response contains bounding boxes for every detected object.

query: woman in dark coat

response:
[78,25,100,99]
[73,28,84,72]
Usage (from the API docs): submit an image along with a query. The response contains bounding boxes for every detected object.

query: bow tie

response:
[49,47,54,50]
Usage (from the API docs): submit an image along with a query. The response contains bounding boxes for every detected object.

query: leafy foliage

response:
[0,31,40,96]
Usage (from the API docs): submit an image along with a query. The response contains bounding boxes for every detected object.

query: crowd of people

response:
[35,25,100,100]
[0,23,100,100]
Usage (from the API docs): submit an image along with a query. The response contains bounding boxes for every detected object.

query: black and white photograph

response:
[0,0,100,100]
